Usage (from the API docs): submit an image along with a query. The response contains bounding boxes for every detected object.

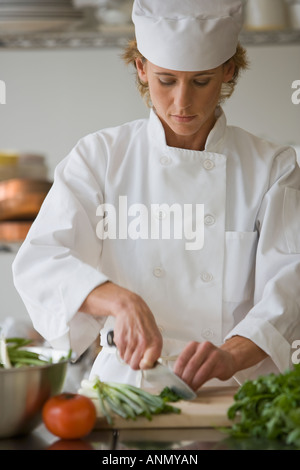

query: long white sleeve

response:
[225,148,300,378]
[13,134,110,357]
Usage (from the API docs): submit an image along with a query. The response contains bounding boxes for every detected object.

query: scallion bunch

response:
[0,337,50,368]
[79,377,181,425]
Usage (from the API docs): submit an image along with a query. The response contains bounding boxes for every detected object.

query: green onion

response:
[0,336,71,369]
[79,377,181,425]
[0,337,11,369]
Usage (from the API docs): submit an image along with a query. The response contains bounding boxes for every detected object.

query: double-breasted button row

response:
[154,209,215,225]
[152,266,215,340]
[159,156,215,170]
[153,267,214,283]
[153,266,214,281]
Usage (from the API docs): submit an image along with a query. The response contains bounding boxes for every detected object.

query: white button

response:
[160,155,172,166]
[201,328,214,339]
[201,272,214,282]
[203,159,215,170]
[204,214,215,226]
[153,267,164,277]
[155,209,167,220]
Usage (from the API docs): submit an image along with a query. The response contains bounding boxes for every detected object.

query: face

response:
[136,59,235,149]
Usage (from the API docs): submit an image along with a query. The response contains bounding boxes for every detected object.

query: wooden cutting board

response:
[95,386,237,430]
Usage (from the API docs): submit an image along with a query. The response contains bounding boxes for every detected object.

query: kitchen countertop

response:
[0,423,295,451]
[0,384,297,451]
[0,378,297,452]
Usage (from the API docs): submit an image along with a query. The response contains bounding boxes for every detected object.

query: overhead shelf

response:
[240,28,300,45]
[0,24,300,49]
[0,23,134,49]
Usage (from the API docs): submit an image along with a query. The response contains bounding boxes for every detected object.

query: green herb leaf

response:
[225,364,300,448]
[159,386,183,402]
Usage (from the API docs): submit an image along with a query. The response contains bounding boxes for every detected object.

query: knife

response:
[106,330,197,400]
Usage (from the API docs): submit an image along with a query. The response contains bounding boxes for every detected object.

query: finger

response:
[180,352,208,387]
[114,328,142,359]
[124,335,160,370]
[122,343,138,364]
[173,342,198,376]
[127,344,147,370]
[139,358,153,369]
[175,342,215,388]
[112,331,126,357]
[139,345,160,370]
[191,351,219,390]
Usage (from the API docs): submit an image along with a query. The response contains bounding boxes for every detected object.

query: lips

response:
[172,115,196,123]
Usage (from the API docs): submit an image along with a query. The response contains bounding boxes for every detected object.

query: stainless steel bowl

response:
[0,347,69,439]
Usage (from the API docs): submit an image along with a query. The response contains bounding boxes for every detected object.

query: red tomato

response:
[42,393,97,440]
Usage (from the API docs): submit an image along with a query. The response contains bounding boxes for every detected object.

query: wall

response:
[0,48,147,178]
[0,43,299,325]
[1,44,299,178]
[224,44,300,150]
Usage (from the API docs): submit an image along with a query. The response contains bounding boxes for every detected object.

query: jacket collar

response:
[149,106,227,154]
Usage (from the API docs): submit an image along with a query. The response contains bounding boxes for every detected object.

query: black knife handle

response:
[107,330,116,347]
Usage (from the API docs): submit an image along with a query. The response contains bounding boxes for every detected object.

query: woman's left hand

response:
[173,336,267,391]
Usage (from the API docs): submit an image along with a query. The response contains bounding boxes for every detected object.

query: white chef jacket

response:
[12,108,300,387]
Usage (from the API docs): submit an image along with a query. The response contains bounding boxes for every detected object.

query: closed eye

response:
[158,79,176,86]
[158,79,211,87]
[194,80,210,87]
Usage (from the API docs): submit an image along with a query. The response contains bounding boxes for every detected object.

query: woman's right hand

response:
[80,281,163,370]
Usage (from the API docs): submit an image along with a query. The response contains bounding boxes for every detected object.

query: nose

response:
[174,82,192,110]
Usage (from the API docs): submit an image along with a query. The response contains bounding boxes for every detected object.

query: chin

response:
[170,124,200,137]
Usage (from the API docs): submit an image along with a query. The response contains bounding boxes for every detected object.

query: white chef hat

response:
[132,0,243,72]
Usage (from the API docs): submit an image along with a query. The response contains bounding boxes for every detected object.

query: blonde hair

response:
[123,39,249,106]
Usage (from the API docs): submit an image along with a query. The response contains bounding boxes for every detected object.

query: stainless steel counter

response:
[0,423,295,451]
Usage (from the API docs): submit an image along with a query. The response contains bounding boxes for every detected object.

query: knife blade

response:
[106,330,196,400]
[142,360,197,400]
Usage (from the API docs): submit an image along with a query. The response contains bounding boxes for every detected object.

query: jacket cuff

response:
[59,263,109,323]
[224,316,291,375]
[49,265,110,357]
[49,312,105,360]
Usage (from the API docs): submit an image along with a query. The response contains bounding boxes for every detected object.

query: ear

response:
[223,59,235,83]
[135,58,148,84]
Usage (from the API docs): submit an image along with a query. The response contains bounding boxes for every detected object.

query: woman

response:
[13,0,300,391]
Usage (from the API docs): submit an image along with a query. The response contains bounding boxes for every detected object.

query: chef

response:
[13,0,300,391]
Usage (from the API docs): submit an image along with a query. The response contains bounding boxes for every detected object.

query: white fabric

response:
[132,0,243,71]
[12,108,300,387]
